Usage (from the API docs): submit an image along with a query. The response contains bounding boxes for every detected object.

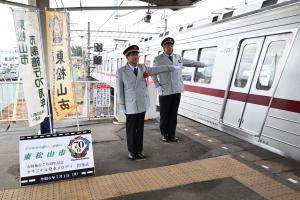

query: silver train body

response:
[92,0,300,161]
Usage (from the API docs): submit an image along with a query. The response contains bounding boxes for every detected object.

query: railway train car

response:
[92,0,300,161]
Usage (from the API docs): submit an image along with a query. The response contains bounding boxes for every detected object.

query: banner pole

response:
[47,90,53,134]
[12,78,20,122]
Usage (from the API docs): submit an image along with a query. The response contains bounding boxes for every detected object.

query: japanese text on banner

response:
[12,10,48,126]
[46,11,76,121]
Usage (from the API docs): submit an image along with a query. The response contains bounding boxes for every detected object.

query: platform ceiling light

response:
[144,0,151,23]
[225,7,236,11]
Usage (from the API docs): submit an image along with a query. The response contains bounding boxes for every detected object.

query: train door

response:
[223,37,265,130]
[223,33,292,136]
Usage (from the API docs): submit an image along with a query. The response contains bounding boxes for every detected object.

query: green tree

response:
[71,46,83,56]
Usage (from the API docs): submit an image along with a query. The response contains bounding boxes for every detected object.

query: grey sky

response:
[0,0,262,50]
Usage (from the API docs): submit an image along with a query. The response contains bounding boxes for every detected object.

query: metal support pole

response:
[87,22,91,79]
[36,0,54,134]
[66,12,80,131]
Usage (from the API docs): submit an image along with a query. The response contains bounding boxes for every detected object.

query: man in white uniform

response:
[152,37,184,143]
[117,45,181,160]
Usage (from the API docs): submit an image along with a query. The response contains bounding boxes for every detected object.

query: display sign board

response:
[93,84,111,108]
[19,130,94,186]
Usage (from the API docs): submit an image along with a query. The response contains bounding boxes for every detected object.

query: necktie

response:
[134,67,138,76]
[168,55,173,63]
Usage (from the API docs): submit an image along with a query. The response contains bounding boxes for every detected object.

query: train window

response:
[111,58,115,73]
[119,58,123,68]
[187,24,193,29]
[256,40,286,90]
[234,44,257,88]
[103,62,106,71]
[182,49,197,82]
[121,58,126,66]
[117,58,122,69]
[105,60,108,72]
[106,60,110,73]
[144,55,151,67]
[195,47,217,84]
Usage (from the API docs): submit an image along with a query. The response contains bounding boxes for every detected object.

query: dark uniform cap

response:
[123,45,139,56]
[161,37,175,46]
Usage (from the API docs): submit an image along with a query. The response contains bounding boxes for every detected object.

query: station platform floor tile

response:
[0,155,299,200]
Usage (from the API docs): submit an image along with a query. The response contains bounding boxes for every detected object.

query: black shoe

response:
[128,152,136,160]
[136,152,147,160]
[169,136,179,142]
[160,137,169,143]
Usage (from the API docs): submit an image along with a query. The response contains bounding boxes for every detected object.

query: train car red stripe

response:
[184,85,225,98]
[184,84,300,113]
[271,98,300,113]
[247,94,271,106]
[227,92,271,106]
[228,91,248,102]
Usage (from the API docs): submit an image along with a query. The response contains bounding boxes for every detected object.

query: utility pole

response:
[80,35,84,78]
[114,0,118,19]
[164,18,167,34]
[87,21,91,79]
[163,11,167,34]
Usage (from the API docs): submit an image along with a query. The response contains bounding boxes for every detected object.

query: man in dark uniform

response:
[117,45,180,160]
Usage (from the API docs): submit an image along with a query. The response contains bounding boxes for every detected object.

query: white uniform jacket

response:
[117,64,174,114]
[152,53,184,96]
[152,53,206,96]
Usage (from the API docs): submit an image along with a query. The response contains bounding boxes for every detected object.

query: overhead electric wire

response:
[60,0,65,8]
[54,0,58,8]
[97,0,125,30]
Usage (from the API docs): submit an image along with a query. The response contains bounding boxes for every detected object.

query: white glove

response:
[174,65,183,70]
[156,86,164,96]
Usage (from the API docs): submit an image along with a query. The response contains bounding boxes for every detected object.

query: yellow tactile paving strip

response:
[1,156,299,200]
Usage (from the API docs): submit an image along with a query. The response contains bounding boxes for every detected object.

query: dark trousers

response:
[159,93,181,139]
[125,112,146,155]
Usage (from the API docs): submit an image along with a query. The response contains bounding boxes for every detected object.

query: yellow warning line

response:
[0,155,299,200]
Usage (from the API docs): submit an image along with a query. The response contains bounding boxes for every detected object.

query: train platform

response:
[0,116,300,199]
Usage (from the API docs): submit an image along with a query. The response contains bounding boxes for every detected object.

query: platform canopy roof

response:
[139,0,202,6]
[138,0,203,10]
[0,0,204,11]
